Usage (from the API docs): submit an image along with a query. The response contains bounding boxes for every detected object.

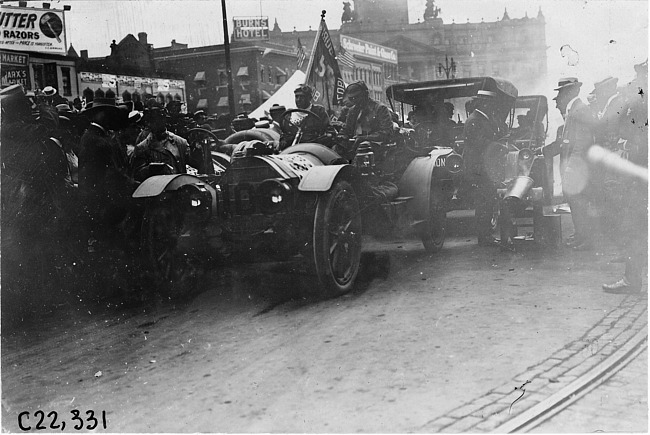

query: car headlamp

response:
[444,152,464,174]
[257,179,292,214]
[178,183,212,221]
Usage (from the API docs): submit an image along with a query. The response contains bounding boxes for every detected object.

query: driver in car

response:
[279,85,330,149]
[335,81,394,159]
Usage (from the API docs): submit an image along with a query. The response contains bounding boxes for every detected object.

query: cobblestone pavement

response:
[531,348,648,433]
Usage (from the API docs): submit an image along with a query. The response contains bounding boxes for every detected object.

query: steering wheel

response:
[280,108,322,137]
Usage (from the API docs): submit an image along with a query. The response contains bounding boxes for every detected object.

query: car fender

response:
[133,174,218,214]
[298,164,354,192]
[398,148,454,222]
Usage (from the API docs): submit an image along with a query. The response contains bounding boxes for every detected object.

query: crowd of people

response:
[1,61,647,303]
[542,62,648,293]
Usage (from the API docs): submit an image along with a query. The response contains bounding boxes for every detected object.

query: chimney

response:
[138,32,148,45]
[80,49,88,60]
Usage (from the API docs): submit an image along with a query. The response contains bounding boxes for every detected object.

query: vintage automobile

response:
[386,78,556,247]
[132,107,463,297]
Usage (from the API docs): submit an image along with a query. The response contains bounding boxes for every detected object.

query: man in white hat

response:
[553,76,597,250]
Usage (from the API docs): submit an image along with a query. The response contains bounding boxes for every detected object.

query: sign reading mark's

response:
[1,49,30,88]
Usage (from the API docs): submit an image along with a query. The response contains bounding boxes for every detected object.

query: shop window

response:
[216,70,227,86]
[61,67,72,96]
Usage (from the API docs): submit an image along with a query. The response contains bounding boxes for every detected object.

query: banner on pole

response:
[305,15,345,109]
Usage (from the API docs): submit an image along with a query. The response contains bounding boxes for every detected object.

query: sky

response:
[11,0,648,94]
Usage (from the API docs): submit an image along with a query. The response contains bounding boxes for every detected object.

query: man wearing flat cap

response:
[463,89,510,246]
[337,81,393,155]
[282,85,330,146]
[131,104,193,176]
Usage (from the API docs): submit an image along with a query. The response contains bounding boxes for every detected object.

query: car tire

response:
[140,197,204,298]
[420,202,446,253]
[312,180,362,297]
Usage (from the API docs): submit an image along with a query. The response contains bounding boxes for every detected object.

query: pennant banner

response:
[305,17,345,109]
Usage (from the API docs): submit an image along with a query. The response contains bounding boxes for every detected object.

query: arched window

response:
[122,90,132,102]
[83,87,94,103]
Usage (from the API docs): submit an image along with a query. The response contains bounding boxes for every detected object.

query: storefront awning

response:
[239,94,251,104]
[196,98,208,109]
[275,66,287,76]
[236,67,249,77]
[194,71,206,82]
[217,96,229,107]
[261,90,273,100]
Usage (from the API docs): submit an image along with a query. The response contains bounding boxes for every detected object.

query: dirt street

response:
[1,215,645,432]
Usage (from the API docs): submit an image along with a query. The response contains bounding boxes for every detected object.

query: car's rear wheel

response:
[312,180,362,297]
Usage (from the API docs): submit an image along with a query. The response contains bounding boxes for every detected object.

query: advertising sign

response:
[340,35,398,65]
[0,49,30,88]
[0,6,67,54]
[232,16,269,41]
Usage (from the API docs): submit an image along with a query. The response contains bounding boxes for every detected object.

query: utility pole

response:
[221,0,236,116]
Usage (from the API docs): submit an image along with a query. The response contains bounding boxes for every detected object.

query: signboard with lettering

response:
[340,35,398,65]
[1,50,30,88]
[232,16,269,41]
[0,6,67,55]
[79,72,186,101]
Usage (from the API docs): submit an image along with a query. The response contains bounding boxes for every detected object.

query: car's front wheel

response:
[141,197,204,298]
[312,180,362,297]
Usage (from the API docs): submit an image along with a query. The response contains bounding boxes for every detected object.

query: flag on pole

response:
[304,12,346,109]
[336,44,356,69]
[296,38,307,70]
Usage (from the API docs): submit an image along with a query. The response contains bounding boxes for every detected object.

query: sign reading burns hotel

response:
[232,17,269,41]
[0,6,67,55]
[340,35,398,65]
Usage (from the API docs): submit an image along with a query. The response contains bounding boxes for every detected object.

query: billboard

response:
[0,50,30,88]
[232,17,269,41]
[340,35,398,65]
[0,6,67,55]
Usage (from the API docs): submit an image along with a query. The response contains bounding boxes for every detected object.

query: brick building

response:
[152,40,298,115]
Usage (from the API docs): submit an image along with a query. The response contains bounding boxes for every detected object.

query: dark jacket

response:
[342,98,393,143]
[463,109,502,178]
[78,123,137,216]
[132,131,190,174]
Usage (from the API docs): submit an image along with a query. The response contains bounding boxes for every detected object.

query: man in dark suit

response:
[335,81,393,160]
[78,90,138,248]
[463,89,509,246]
[554,77,596,250]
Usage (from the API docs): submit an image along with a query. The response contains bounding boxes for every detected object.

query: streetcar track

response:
[494,324,648,433]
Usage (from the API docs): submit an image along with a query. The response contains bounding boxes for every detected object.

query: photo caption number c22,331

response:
[17,410,108,431]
